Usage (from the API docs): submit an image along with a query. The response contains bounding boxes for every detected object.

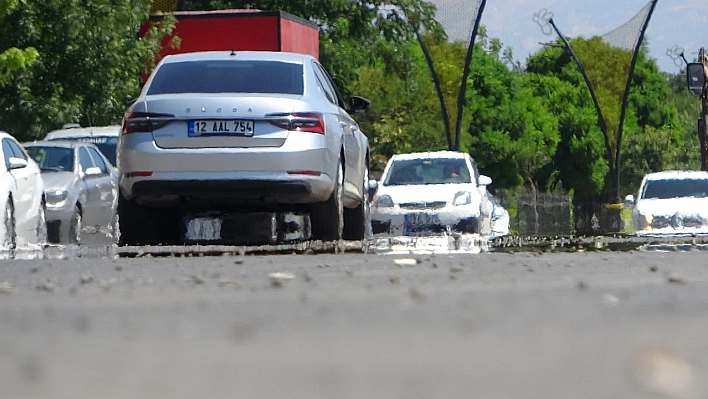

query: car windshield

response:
[641,178,708,199]
[147,60,304,95]
[26,146,74,172]
[384,158,471,186]
[46,136,116,166]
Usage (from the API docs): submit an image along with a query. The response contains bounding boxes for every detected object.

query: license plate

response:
[188,120,254,136]
[404,213,442,235]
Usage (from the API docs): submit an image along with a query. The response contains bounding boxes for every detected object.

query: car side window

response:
[87,147,109,175]
[7,139,28,160]
[78,147,94,173]
[317,63,348,110]
[467,158,480,186]
[2,139,13,168]
[311,61,337,105]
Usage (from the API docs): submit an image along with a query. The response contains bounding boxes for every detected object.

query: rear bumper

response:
[119,132,339,206]
[129,177,329,205]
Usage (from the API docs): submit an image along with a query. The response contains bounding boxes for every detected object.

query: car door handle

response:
[339,121,348,127]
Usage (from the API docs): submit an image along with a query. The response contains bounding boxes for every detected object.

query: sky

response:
[437,0,708,73]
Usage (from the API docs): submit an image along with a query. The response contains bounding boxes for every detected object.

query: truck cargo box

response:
[145,9,320,61]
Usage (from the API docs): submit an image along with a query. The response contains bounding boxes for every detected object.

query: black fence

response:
[495,188,629,236]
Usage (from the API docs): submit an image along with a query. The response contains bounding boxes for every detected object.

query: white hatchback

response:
[370,151,494,236]
[117,51,370,245]
[1,132,46,256]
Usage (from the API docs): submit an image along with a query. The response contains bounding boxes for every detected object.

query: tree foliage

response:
[0,0,38,86]
[526,37,683,200]
[0,0,174,140]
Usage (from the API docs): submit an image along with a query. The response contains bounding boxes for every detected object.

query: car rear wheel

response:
[4,199,16,257]
[119,193,182,246]
[118,193,147,246]
[69,205,82,245]
[343,167,370,240]
[311,159,343,241]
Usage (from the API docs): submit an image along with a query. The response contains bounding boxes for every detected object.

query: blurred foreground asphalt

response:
[1,249,707,399]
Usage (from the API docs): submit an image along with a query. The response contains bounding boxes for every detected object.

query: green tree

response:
[0,0,38,85]
[526,38,682,201]
[0,0,175,140]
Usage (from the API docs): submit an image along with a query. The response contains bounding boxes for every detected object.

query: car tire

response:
[69,205,82,245]
[36,199,47,246]
[118,193,147,246]
[343,167,370,240]
[150,208,182,245]
[109,212,120,244]
[311,159,343,241]
[3,199,16,257]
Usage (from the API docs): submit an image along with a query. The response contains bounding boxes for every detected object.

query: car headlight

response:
[374,194,395,208]
[453,191,471,206]
[45,189,69,205]
[637,213,653,230]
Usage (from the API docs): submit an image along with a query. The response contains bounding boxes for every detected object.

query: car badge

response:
[186,108,191,113]
[248,108,252,113]
[201,107,207,112]
[232,108,238,112]
[216,108,222,113]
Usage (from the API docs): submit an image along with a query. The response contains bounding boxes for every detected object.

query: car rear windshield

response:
[147,60,304,95]
[641,178,708,199]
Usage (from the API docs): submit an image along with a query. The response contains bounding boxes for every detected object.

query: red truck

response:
[144,9,319,61]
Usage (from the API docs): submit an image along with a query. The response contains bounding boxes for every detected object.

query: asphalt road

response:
[1,248,708,399]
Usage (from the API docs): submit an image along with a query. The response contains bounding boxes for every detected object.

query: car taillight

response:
[266,112,325,135]
[122,112,175,134]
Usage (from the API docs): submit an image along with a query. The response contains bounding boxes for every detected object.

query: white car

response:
[44,124,120,167]
[1,132,46,256]
[370,151,494,236]
[117,51,370,245]
[24,141,119,244]
[630,170,708,236]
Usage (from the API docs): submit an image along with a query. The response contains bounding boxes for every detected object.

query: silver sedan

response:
[117,51,370,245]
[24,141,118,244]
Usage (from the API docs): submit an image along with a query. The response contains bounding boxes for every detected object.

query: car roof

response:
[24,140,96,149]
[44,125,120,140]
[390,151,469,161]
[644,170,708,181]
[159,51,311,65]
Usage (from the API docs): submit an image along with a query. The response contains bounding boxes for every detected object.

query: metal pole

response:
[416,32,453,150]
[549,19,615,183]
[453,0,488,151]
[615,0,658,203]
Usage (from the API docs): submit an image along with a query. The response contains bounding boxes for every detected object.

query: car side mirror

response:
[83,167,102,177]
[687,62,706,97]
[478,175,492,186]
[7,157,28,170]
[348,96,371,114]
[624,194,635,205]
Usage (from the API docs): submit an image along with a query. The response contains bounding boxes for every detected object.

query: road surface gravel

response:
[1,249,708,399]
